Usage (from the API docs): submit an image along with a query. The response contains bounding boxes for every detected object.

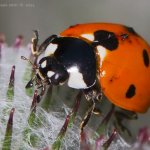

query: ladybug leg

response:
[31,30,57,56]
[83,80,102,114]
[114,109,138,136]
[80,81,102,131]
[36,84,47,103]
[80,99,96,131]
[31,30,39,56]
[37,34,57,55]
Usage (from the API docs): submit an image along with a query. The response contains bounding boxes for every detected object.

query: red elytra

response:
[60,23,150,113]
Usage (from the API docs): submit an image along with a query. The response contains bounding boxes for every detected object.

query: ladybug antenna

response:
[21,56,38,88]
[31,30,39,56]
[21,56,39,70]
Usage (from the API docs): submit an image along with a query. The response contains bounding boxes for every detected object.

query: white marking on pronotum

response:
[67,66,87,89]
[41,60,47,68]
[47,71,55,78]
[96,45,107,66]
[45,43,58,56]
[81,34,94,41]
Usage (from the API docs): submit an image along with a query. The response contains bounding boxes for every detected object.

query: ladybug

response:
[26,23,150,130]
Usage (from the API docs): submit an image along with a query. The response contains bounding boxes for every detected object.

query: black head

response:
[37,56,69,86]
[25,56,69,88]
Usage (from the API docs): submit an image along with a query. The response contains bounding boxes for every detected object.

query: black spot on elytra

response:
[92,30,118,51]
[125,26,138,36]
[143,49,149,67]
[126,84,136,98]
[121,34,129,40]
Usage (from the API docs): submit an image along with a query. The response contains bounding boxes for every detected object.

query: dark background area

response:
[0,0,150,45]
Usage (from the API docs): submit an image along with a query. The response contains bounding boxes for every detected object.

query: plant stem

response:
[2,108,15,150]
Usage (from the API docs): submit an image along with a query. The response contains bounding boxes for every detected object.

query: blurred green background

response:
[0,0,150,44]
